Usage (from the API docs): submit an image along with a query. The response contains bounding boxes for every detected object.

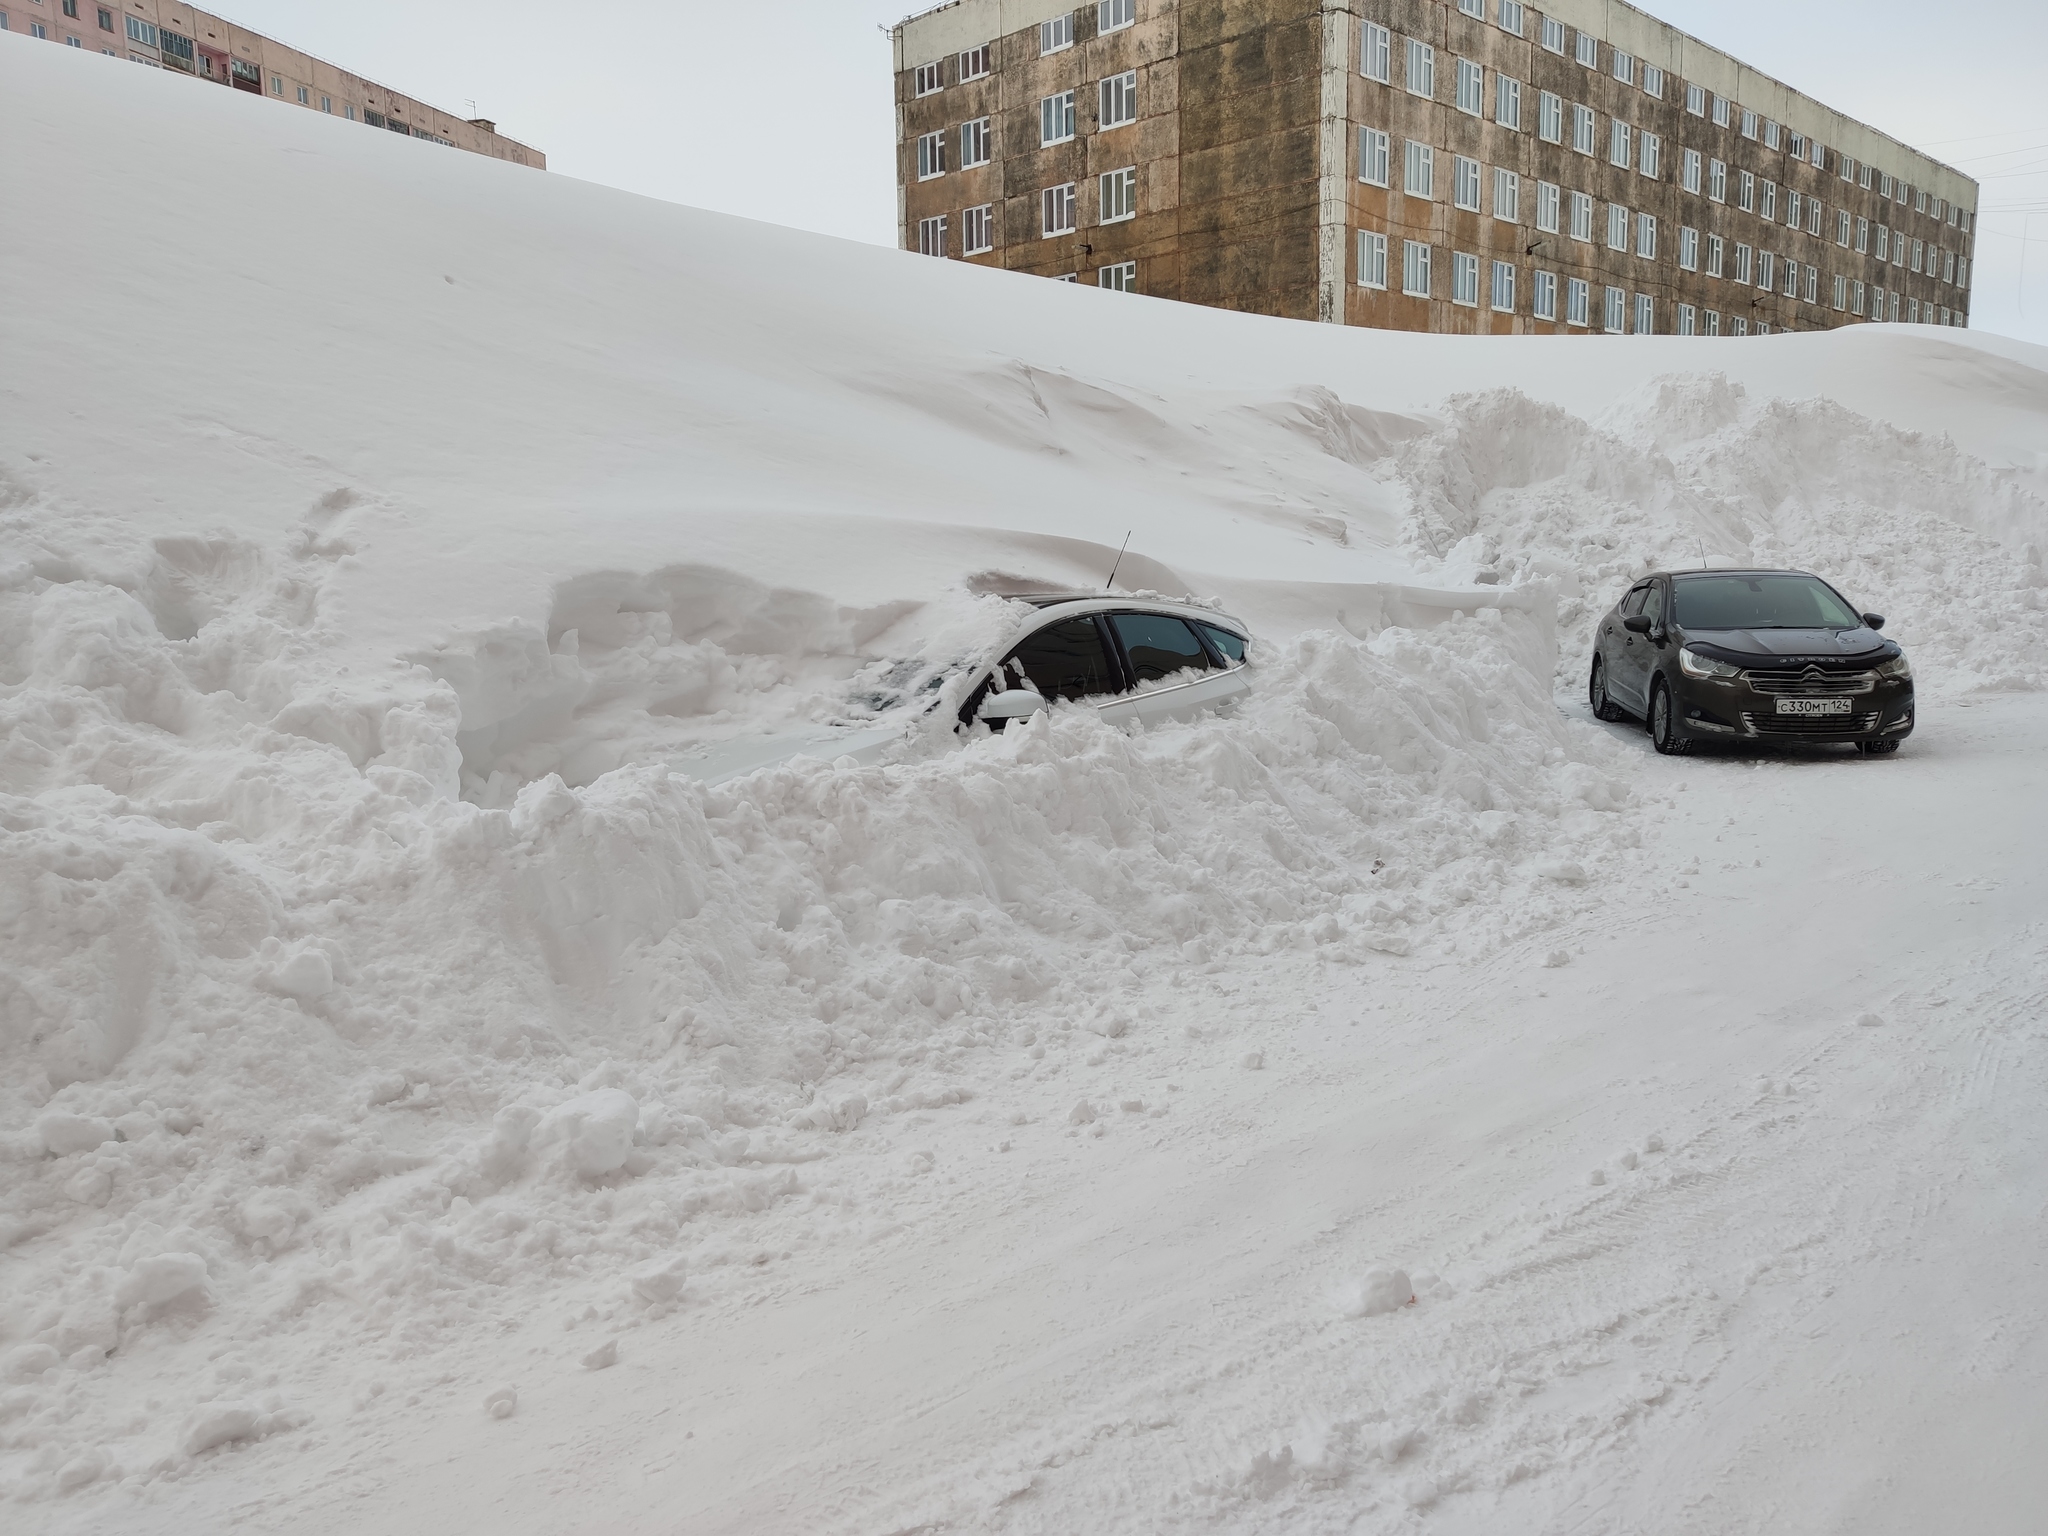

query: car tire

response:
[1650,680,1694,756]
[1857,738,1902,755]
[1589,658,1629,722]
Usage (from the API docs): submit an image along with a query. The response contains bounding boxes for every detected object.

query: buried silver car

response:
[666,594,1255,785]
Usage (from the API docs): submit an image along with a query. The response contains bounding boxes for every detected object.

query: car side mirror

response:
[1862,612,1885,630]
[1621,614,1652,634]
[980,689,1048,721]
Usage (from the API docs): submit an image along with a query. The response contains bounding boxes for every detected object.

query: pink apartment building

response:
[0,0,544,169]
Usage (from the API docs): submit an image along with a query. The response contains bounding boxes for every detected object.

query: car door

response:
[1609,582,1654,710]
[1103,611,1246,725]
[962,614,1123,727]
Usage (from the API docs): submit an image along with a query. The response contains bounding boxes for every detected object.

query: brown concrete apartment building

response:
[892,0,1975,335]
[1,0,543,169]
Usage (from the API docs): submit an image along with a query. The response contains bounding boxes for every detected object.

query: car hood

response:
[1682,627,1891,662]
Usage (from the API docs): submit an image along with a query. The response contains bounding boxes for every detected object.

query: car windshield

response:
[1671,574,1862,630]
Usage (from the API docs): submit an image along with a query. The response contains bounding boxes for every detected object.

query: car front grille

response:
[1742,665,1879,696]
[1742,710,1882,736]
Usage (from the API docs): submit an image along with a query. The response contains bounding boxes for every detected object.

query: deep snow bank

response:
[3,33,2048,1514]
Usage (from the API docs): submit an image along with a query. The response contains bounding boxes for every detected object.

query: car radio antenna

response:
[1105,530,1132,591]
[1698,537,1707,569]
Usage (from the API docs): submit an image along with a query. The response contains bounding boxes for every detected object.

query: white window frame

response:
[1805,262,1821,304]
[1535,181,1560,233]
[1453,155,1481,211]
[913,61,944,97]
[1042,182,1077,237]
[1491,258,1516,312]
[1686,83,1706,117]
[1758,251,1776,291]
[1574,31,1597,68]
[1733,242,1751,283]
[1358,229,1389,289]
[1706,233,1724,277]
[1495,74,1522,130]
[1456,58,1483,116]
[1567,276,1590,327]
[1640,132,1661,180]
[1604,285,1627,334]
[1493,167,1520,222]
[1836,210,1851,247]
[1678,303,1696,335]
[1607,201,1629,252]
[1458,0,1483,16]
[1406,39,1435,98]
[1636,212,1657,259]
[1100,166,1137,224]
[1634,293,1654,335]
[917,130,946,181]
[1402,239,1432,297]
[1609,120,1631,169]
[1712,95,1730,127]
[959,45,991,81]
[1099,261,1137,291]
[1533,269,1558,320]
[1541,16,1565,53]
[1097,0,1135,34]
[1453,250,1481,307]
[1612,50,1634,85]
[1569,190,1594,243]
[1039,13,1073,54]
[1762,181,1777,221]
[1405,140,1435,199]
[1704,310,1721,336]
[1571,104,1596,156]
[1040,92,1076,147]
[1741,108,1758,140]
[1708,159,1726,203]
[918,215,948,257]
[961,117,992,169]
[962,203,995,255]
[1498,0,1525,37]
[1643,64,1664,99]
[1361,21,1391,82]
[1679,226,1699,271]
[1359,127,1390,187]
[1099,70,1138,130]
[1538,91,1563,144]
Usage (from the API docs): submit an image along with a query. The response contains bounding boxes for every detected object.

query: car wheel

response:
[1650,680,1694,756]
[1589,658,1628,722]
[1857,738,1902,755]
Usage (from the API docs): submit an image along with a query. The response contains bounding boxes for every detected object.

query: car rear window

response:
[1001,617,1116,700]
[1110,613,1213,683]
[1196,623,1247,664]
[1673,574,1861,630]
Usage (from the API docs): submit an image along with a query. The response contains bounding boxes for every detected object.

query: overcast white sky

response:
[218,0,2048,346]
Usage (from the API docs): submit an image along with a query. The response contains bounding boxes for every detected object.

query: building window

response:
[1604,285,1627,333]
[270,75,283,95]
[296,85,309,105]
[1790,131,1807,160]
[1807,199,1822,237]
[1890,292,1902,321]
[1612,50,1634,85]
[1682,149,1702,195]
[1787,190,1803,230]
[1533,269,1558,319]
[1706,233,1724,276]
[320,96,331,113]
[1569,191,1593,242]
[1574,31,1597,68]
[1491,259,1516,312]
[1406,39,1434,98]
[1043,183,1076,236]
[961,117,991,169]
[1636,212,1656,259]
[1908,297,1919,323]
[1039,13,1072,54]
[959,45,990,81]
[1686,83,1706,116]
[1640,133,1660,180]
[1758,251,1776,291]
[1100,166,1137,223]
[1761,181,1777,221]
[1495,74,1521,129]
[98,6,113,29]
[1535,180,1560,233]
[1833,273,1847,310]
[1498,0,1525,36]
[913,61,944,96]
[1567,276,1590,327]
[1405,140,1434,198]
[1704,310,1721,336]
[1852,280,1865,316]
[1606,202,1629,251]
[1950,252,1962,284]
[1841,154,1856,183]
[1741,108,1758,139]
[1040,92,1075,146]
[1765,120,1782,150]
[1708,159,1726,202]
[1571,104,1595,155]
[1361,21,1390,82]
[1099,261,1137,291]
[1643,64,1664,98]
[1538,91,1562,144]
[1811,139,1826,170]
[1610,120,1631,169]
[124,15,156,45]
[1634,293,1654,334]
[1679,227,1699,271]
[1358,229,1389,289]
[1782,255,1799,297]
[1456,59,1482,115]
[963,204,994,254]
[917,131,946,180]
[1358,127,1390,187]
[1453,251,1481,307]
[1712,95,1730,128]
[1493,167,1520,222]
[345,103,357,121]
[1678,304,1697,334]
[1804,264,1819,303]
[1098,0,1135,34]
[1100,70,1137,129]
[1733,242,1751,282]
[1458,0,1483,16]
[1540,16,1565,53]
[1730,316,1748,336]
[31,21,49,38]
[918,215,948,257]
[1738,170,1754,212]
[1453,155,1481,211]
[1402,239,1432,296]
[1836,210,1851,247]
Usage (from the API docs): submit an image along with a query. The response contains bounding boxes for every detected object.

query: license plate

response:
[1775,697,1852,716]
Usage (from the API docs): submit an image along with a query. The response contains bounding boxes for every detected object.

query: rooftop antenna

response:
[1699,537,1707,569]
[1105,531,1133,591]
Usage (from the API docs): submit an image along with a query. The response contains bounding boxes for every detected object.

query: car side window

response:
[1642,584,1666,626]
[1620,584,1650,617]
[1001,617,1117,701]
[1195,622,1247,664]
[1109,612,1214,683]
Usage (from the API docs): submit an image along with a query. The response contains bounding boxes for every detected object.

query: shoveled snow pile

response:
[3,35,2048,1533]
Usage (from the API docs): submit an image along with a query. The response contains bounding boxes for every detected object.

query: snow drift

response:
[2,33,2047,1525]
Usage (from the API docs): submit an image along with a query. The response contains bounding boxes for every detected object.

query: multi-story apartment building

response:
[892,0,1974,335]
[1,0,543,169]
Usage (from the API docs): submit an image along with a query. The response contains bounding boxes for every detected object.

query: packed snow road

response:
[67,692,2042,1536]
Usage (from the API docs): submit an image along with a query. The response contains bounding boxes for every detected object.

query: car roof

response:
[1011,592,1251,636]
[1656,568,1813,581]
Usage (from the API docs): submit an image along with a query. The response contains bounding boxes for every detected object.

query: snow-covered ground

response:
[3,35,2045,1534]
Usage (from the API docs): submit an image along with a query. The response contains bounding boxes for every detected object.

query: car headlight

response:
[1876,653,1913,682]
[1679,647,1741,680]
